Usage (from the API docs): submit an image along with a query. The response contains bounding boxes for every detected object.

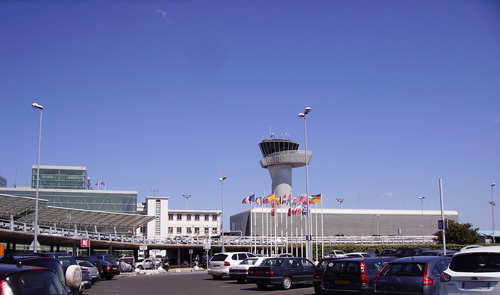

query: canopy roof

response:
[0,194,48,218]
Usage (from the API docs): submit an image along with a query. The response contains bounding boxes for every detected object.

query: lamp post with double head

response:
[298,107,312,261]
[32,102,43,253]
[418,196,426,243]
[183,194,192,210]
[336,198,344,209]
[219,176,227,252]
[491,183,496,244]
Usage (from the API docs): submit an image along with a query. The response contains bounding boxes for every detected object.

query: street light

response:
[336,198,344,209]
[491,183,496,244]
[298,106,312,261]
[32,102,43,253]
[419,196,426,243]
[183,194,192,210]
[219,176,227,253]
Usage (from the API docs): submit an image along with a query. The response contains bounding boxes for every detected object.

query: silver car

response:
[77,260,100,283]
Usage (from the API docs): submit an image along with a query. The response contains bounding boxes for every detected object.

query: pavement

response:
[121,266,207,276]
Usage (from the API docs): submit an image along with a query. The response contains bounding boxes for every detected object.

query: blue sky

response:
[1,0,499,231]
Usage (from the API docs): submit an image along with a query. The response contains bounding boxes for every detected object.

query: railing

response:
[0,218,435,246]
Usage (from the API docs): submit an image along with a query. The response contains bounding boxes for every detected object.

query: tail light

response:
[441,272,451,282]
[224,262,230,267]
[106,265,111,272]
[423,264,434,286]
[1,279,14,295]
[266,270,274,276]
[360,262,369,285]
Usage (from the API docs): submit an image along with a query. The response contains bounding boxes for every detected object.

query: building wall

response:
[31,165,87,190]
[0,175,6,187]
[231,208,459,237]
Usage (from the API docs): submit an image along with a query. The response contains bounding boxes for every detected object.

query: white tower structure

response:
[259,134,312,198]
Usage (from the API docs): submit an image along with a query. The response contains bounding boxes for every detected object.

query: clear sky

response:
[1,0,499,232]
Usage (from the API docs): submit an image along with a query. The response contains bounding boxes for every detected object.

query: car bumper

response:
[247,276,282,285]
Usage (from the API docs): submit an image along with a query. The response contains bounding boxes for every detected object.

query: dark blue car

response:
[247,257,315,290]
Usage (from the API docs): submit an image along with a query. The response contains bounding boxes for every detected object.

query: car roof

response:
[456,245,500,254]
[0,263,50,276]
[390,256,450,263]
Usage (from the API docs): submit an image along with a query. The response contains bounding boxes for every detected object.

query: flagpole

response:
[261,196,264,254]
[321,193,324,258]
[250,196,253,253]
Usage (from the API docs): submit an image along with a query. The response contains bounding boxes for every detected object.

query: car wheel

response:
[314,286,322,295]
[281,276,292,290]
[257,283,267,290]
[237,279,246,284]
[213,275,222,280]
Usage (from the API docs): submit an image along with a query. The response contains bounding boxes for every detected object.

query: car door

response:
[301,259,315,284]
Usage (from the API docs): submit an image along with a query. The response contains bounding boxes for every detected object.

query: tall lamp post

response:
[491,183,496,244]
[418,196,426,243]
[183,194,192,210]
[219,176,227,253]
[32,102,43,253]
[336,198,344,209]
[298,107,312,261]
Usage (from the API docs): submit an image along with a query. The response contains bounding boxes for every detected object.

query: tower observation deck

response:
[259,135,312,199]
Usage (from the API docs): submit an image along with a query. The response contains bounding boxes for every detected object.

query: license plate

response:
[335,280,350,285]
[462,282,492,290]
[213,265,220,268]
[255,270,265,275]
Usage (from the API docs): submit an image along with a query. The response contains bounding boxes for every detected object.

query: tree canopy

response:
[433,220,480,244]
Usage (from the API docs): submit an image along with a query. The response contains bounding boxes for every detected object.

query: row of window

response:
[167,227,218,234]
[168,214,218,221]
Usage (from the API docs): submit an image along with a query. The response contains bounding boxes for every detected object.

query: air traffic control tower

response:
[259,135,312,198]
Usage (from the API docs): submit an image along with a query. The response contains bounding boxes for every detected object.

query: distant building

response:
[31,165,87,190]
[138,196,221,239]
[0,175,6,187]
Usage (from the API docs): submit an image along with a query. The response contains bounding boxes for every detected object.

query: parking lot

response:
[85,269,315,295]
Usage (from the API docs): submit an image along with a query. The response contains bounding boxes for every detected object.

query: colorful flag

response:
[242,196,249,204]
[266,192,275,202]
[262,197,269,204]
[249,193,256,202]
[287,208,291,216]
[101,181,106,186]
[271,209,275,217]
[255,197,262,205]
[312,194,322,204]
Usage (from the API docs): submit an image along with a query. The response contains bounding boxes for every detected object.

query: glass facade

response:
[31,166,87,190]
[0,175,6,187]
[259,139,300,157]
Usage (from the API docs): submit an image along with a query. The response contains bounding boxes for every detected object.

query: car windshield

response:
[210,254,228,262]
[449,253,500,272]
[240,258,257,265]
[6,271,66,295]
[380,263,426,276]
[56,256,77,267]
[103,255,116,264]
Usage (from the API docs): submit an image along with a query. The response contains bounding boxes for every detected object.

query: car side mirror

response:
[65,265,82,290]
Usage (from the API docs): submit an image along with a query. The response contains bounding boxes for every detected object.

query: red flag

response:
[287,208,291,216]
[271,209,275,217]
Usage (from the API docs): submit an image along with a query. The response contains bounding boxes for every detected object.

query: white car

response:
[134,257,155,270]
[440,245,500,294]
[229,256,268,283]
[208,252,256,279]
[326,250,346,258]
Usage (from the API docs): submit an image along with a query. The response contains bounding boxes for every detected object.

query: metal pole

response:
[32,103,43,253]
[183,194,191,210]
[219,177,227,253]
[491,183,496,244]
[419,196,425,243]
[299,107,312,261]
[439,179,447,255]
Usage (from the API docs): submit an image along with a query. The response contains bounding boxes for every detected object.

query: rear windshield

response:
[240,259,257,265]
[380,263,426,276]
[210,254,228,262]
[326,260,390,275]
[261,258,284,267]
[56,255,77,267]
[102,255,116,264]
[450,253,500,272]
[6,271,66,295]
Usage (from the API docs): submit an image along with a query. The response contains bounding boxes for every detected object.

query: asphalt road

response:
[85,271,316,295]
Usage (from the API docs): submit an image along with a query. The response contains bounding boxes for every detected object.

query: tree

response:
[433,220,480,244]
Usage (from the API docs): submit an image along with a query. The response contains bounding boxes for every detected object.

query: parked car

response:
[80,269,92,291]
[135,257,156,270]
[0,263,68,295]
[379,249,396,256]
[97,259,120,280]
[313,257,344,295]
[77,260,100,283]
[416,250,457,257]
[80,256,103,279]
[440,245,500,294]
[0,254,82,294]
[326,250,346,258]
[208,252,256,279]
[393,247,430,257]
[229,256,268,283]
[321,257,395,295]
[373,256,451,295]
[345,252,377,258]
[247,257,315,290]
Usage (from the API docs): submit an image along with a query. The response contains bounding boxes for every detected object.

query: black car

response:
[373,256,451,295]
[0,253,82,295]
[416,250,457,257]
[313,257,342,295]
[0,263,67,295]
[321,257,395,295]
[393,247,430,258]
[97,259,120,280]
[247,257,315,290]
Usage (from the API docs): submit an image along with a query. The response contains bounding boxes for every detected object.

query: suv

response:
[374,256,451,295]
[321,257,395,295]
[208,252,256,279]
[0,263,67,295]
[440,245,500,294]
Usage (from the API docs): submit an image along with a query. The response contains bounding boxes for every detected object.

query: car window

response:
[7,271,66,295]
[436,259,450,273]
[449,253,500,272]
[237,253,247,260]
[301,259,314,269]
[366,261,386,275]
[240,258,256,265]
[381,263,425,276]
[262,258,284,267]
[345,261,360,273]
[210,254,228,262]
[247,253,256,258]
